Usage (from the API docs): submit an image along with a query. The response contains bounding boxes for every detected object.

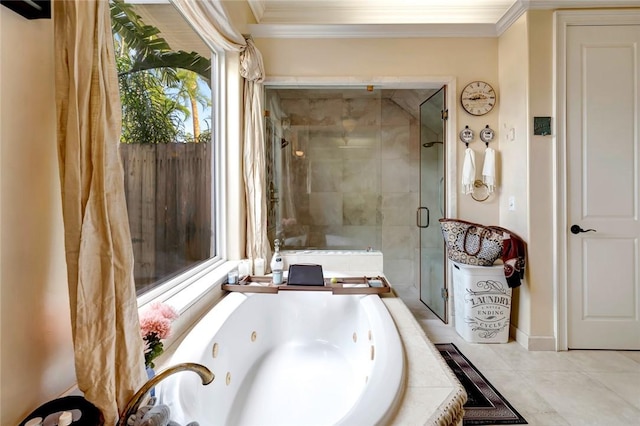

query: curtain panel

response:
[239,38,268,263]
[54,0,147,423]
[170,0,271,264]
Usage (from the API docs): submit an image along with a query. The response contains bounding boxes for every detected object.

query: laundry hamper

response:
[451,262,512,343]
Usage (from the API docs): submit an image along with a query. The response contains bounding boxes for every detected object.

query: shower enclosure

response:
[264,88,384,251]
[418,87,447,321]
[264,86,444,295]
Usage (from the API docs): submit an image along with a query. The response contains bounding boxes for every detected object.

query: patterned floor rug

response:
[436,343,528,425]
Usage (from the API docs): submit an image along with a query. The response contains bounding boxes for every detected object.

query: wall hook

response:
[459,125,474,147]
[479,125,495,148]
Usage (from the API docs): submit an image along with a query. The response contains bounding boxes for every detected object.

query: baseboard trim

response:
[511,325,556,351]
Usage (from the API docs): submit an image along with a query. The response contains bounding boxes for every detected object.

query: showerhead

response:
[422,141,443,148]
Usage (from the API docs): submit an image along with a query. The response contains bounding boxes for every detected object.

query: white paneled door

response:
[566,24,640,350]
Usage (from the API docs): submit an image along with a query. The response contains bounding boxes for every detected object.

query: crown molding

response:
[256,3,509,25]
[247,0,640,38]
[248,23,499,39]
[247,0,266,22]
[528,0,640,9]
[496,0,529,36]
[496,0,640,35]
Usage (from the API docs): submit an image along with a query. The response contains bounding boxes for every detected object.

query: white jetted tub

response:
[158,290,405,426]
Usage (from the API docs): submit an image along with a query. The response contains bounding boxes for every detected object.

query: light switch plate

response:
[534,116,551,136]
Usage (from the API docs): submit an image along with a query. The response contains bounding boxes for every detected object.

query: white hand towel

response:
[482,147,496,193]
[462,147,476,195]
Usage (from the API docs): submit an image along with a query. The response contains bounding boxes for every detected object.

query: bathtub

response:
[158,290,405,426]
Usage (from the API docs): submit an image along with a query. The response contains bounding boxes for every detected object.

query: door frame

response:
[264,76,459,322]
[554,9,640,351]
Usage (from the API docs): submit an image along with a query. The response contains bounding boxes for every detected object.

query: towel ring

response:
[470,179,490,202]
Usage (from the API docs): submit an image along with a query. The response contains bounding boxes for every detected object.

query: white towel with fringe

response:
[462,147,476,195]
[482,146,496,193]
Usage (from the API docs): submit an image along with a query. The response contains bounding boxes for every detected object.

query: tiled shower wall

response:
[268,89,433,286]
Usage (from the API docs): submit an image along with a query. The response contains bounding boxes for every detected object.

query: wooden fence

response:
[120,143,212,293]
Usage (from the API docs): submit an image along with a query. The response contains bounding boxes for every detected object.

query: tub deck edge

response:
[382,295,467,426]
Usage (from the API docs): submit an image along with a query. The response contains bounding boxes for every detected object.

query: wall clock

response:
[461,81,496,116]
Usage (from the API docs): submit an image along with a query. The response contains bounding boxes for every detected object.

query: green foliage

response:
[183,131,212,144]
[126,51,212,88]
[110,0,210,83]
[118,64,187,144]
[111,0,212,144]
[143,332,164,369]
[110,0,166,59]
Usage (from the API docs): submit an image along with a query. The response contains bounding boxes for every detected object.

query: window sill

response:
[139,260,239,362]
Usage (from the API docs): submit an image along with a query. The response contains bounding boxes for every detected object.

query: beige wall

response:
[224,0,257,34]
[497,14,532,340]
[0,7,76,425]
[499,11,555,350]
[526,10,556,344]
[496,10,557,349]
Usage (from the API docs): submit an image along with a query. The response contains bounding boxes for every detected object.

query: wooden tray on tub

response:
[222,275,391,295]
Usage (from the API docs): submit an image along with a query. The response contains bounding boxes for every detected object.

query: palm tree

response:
[175,69,211,141]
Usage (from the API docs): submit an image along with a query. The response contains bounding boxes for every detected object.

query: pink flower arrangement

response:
[139,302,178,368]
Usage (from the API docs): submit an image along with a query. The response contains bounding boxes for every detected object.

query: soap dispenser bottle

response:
[270,239,284,284]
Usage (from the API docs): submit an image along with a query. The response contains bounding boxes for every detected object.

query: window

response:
[111,0,220,296]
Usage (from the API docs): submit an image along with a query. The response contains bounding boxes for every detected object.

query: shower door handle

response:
[417,207,430,228]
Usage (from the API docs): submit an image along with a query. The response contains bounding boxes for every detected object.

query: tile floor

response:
[393,285,640,426]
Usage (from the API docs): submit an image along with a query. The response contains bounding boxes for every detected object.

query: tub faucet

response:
[117,362,214,426]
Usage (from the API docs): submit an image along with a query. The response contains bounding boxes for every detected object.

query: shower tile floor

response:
[394,284,640,426]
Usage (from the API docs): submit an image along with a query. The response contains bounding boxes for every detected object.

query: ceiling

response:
[246,0,640,37]
[128,0,640,50]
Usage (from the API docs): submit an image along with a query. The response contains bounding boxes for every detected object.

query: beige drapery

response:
[171,0,271,263]
[240,39,269,263]
[54,0,147,424]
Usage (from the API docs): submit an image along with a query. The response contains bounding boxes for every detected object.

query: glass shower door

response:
[418,87,446,321]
